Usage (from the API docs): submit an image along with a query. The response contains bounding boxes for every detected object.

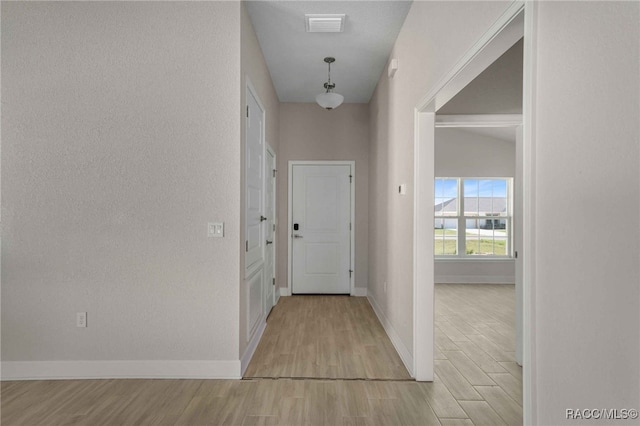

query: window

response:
[435,178,513,257]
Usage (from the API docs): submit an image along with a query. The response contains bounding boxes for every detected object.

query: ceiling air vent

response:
[305,14,346,33]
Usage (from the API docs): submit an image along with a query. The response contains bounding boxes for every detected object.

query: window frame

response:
[435,177,514,259]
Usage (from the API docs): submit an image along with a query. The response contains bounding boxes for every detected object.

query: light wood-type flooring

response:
[244,295,411,380]
[1,284,522,425]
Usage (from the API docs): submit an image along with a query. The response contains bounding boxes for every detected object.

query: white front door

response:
[291,164,352,294]
[264,147,276,313]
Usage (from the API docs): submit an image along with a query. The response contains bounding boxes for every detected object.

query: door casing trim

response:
[266,144,278,308]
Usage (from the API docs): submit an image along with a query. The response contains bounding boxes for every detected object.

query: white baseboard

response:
[435,275,514,284]
[352,287,368,297]
[1,360,241,381]
[366,295,414,377]
[281,287,366,296]
[240,320,267,376]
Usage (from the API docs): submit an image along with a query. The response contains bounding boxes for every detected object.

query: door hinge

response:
[245,240,248,252]
[349,222,352,231]
[349,174,353,183]
[514,251,518,259]
[273,277,275,286]
[273,169,277,178]
[273,224,276,232]
[349,269,353,278]
[246,106,249,118]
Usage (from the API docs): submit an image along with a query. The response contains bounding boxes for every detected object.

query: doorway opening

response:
[413,2,535,423]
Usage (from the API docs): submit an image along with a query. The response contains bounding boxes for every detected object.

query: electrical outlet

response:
[208,222,224,238]
[76,312,87,328]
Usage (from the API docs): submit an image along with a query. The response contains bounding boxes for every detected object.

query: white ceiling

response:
[245,1,412,103]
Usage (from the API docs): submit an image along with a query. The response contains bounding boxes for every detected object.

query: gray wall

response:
[2,2,242,365]
[435,128,516,177]
[533,2,639,423]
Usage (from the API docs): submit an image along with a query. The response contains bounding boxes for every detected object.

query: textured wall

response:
[368,0,512,356]
[435,128,515,177]
[533,2,639,423]
[277,103,370,291]
[239,3,281,358]
[1,2,241,362]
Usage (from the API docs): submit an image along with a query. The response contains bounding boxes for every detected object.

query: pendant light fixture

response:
[315,57,344,110]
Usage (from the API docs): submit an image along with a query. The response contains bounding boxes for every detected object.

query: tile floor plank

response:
[488,373,523,405]
[475,385,523,425]
[499,361,523,380]
[434,360,483,401]
[444,351,496,386]
[439,419,475,426]
[459,400,508,426]
[454,341,508,374]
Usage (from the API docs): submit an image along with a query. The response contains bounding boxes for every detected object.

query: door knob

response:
[266,240,273,245]
[293,234,303,239]
[260,215,267,222]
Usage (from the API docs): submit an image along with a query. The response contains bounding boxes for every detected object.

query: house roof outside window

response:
[435,197,507,216]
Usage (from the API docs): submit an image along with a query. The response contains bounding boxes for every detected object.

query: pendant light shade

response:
[316,57,344,110]
[315,92,344,110]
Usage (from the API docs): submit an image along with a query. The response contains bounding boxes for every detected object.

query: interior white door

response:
[245,85,265,340]
[245,88,264,271]
[264,148,276,313]
[291,164,351,294]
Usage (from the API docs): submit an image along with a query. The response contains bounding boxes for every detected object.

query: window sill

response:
[435,257,514,262]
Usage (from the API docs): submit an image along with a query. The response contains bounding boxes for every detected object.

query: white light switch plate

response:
[77,312,87,328]
[208,222,224,238]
